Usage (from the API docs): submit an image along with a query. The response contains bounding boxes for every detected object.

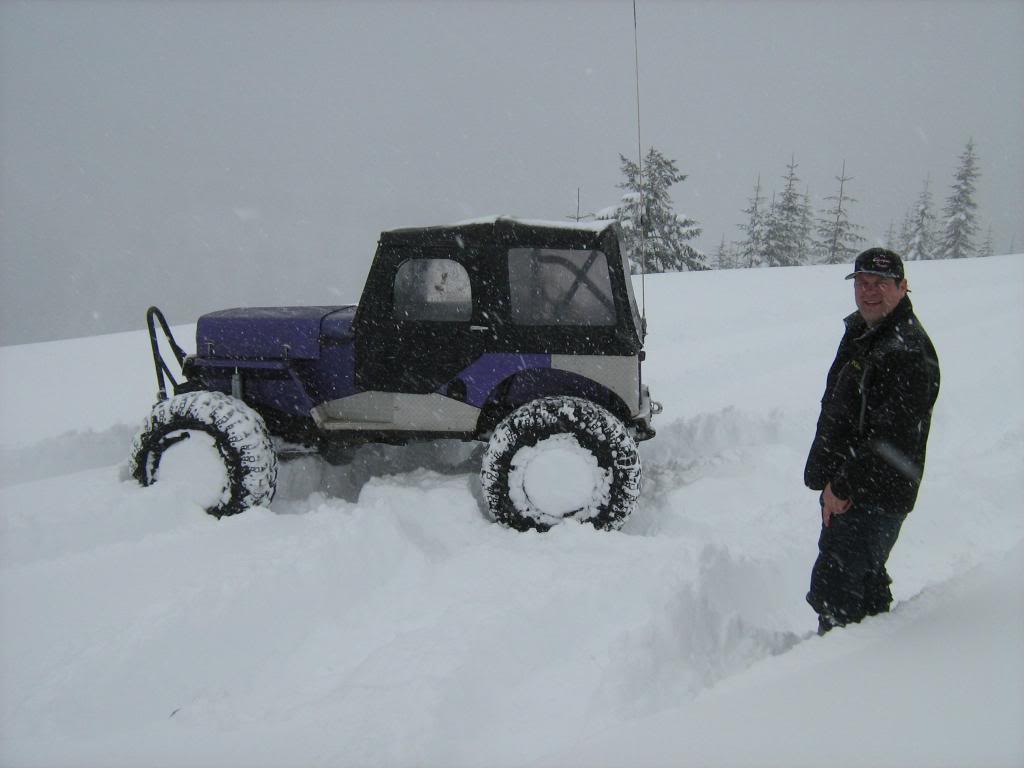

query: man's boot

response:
[817,612,841,636]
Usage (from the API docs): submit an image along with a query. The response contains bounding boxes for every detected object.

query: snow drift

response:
[1,254,1022,767]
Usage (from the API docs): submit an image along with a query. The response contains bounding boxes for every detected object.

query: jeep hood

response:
[196,306,355,360]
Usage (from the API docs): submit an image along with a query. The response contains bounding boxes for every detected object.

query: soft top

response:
[379,216,617,249]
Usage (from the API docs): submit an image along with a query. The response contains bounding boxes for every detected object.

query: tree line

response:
[583,139,992,273]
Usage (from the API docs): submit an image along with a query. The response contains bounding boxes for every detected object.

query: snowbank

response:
[1,255,1021,767]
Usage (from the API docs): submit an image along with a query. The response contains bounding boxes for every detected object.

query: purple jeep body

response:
[194,305,552,416]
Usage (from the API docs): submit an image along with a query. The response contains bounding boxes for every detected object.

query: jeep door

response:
[354,246,486,395]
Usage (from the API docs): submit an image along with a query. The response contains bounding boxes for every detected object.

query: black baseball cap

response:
[845,247,905,280]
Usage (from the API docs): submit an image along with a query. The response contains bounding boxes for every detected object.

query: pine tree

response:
[896,209,914,255]
[799,188,816,264]
[903,177,936,261]
[763,156,807,267]
[736,175,768,268]
[815,161,864,265]
[979,226,995,258]
[610,148,706,272]
[885,220,898,251]
[713,235,738,269]
[939,138,981,259]
[764,191,778,263]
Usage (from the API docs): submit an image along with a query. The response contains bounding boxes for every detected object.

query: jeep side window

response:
[508,248,617,326]
[393,258,472,322]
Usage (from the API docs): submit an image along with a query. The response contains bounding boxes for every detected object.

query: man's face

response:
[854,273,908,325]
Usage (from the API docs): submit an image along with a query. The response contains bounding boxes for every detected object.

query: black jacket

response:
[804,296,940,514]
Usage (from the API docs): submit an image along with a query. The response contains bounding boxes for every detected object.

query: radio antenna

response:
[632,0,647,324]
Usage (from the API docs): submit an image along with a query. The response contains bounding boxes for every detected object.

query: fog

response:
[1,0,1021,345]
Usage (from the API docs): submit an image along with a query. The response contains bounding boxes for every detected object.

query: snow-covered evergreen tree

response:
[885,220,899,251]
[798,188,816,264]
[815,161,864,265]
[763,156,807,267]
[608,148,706,273]
[764,191,778,262]
[979,226,995,258]
[903,177,936,261]
[939,138,981,259]
[713,235,738,269]
[735,175,768,268]
[895,209,914,255]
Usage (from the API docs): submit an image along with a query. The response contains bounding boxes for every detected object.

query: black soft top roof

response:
[379,216,617,250]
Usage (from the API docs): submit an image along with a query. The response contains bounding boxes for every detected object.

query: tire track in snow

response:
[639,406,801,489]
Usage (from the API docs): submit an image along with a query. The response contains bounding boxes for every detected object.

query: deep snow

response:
[1,255,1022,767]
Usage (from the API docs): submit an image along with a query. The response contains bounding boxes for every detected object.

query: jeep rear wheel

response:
[481,396,640,531]
[129,391,277,517]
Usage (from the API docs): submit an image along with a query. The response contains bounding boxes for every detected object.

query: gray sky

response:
[2,0,1021,345]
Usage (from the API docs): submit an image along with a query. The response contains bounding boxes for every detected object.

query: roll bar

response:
[146,306,188,401]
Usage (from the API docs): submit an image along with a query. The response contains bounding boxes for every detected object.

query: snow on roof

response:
[452,215,614,233]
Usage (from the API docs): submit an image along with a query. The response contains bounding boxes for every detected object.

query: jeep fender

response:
[477,367,632,436]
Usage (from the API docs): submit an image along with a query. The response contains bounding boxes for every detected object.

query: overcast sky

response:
[1,0,1021,345]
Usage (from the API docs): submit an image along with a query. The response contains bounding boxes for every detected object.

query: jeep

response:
[130,217,660,531]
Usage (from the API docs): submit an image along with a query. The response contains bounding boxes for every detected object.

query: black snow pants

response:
[807,498,907,629]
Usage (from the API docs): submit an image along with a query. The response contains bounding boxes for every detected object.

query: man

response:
[804,247,940,635]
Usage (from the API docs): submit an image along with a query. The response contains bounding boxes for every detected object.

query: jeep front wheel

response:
[481,396,640,531]
[129,391,277,517]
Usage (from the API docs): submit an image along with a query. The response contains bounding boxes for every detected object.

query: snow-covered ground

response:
[1,255,1022,768]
